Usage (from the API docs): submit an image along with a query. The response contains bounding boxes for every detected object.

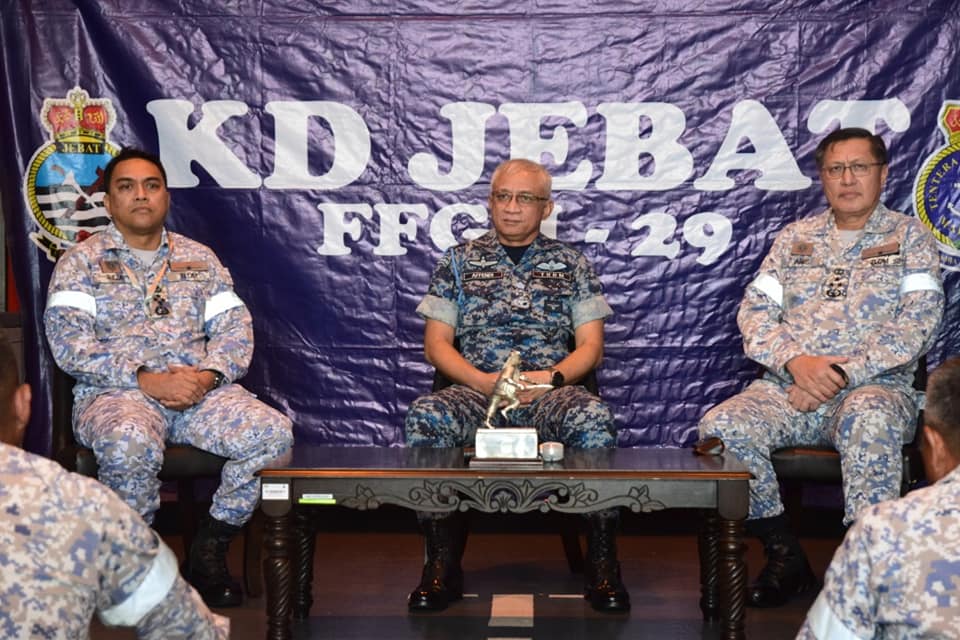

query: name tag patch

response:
[532,270,572,282]
[463,271,504,282]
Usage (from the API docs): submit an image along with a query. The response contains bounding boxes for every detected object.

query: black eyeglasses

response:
[491,191,549,207]
[821,162,884,180]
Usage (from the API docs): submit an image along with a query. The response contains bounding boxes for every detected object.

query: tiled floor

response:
[90,507,843,639]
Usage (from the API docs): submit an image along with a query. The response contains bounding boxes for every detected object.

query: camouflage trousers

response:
[698,379,917,525]
[74,385,294,527]
[405,384,616,449]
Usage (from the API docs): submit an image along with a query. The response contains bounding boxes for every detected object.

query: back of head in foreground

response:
[921,357,960,483]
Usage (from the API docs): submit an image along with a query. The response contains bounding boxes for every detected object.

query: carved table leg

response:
[292,506,317,620]
[264,511,292,640]
[698,510,720,621]
[718,516,747,640]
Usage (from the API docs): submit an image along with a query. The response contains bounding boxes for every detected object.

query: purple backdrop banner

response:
[2,0,959,454]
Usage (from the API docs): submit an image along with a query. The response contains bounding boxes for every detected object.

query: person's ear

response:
[922,423,949,483]
[9,383,31,447]
[541,199,554,221]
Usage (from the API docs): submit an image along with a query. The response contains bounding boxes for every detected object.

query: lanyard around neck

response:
[120,234,173,314]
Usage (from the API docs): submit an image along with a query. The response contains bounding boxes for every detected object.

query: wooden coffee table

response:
[259,445,750,640]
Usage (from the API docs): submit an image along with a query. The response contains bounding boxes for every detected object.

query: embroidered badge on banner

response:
[22,86,119,261]
[914,100,960,272]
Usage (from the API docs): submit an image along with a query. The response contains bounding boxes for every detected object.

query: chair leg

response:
[177,479,199,554]
[781,481,804,531]
[244,509,264,597]
[561,527,584,574]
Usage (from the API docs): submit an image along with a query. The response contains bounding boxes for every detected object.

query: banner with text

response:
[2,0,959,453]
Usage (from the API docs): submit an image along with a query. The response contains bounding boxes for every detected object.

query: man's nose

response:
[839,167,857,184]
[134,184,149,199]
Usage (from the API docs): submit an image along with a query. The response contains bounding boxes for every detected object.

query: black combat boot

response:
[184,514,243,608]
[584,509,630,612]
[747,514,818,608]
[407,512,466,612]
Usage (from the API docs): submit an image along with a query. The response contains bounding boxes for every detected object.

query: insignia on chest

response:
[467,256,498,269]
[821,268,850,299]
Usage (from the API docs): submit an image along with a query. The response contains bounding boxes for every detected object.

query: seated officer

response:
[698,128,944,607]
[0,335,228,638]
[43,148,294,607]
[404,159,628,613]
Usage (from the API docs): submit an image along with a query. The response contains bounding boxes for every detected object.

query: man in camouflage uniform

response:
[698,128,944,608]
[0,336,228,639]
[799,357,960,639]
[405,159,627,613]
[43,148,294,608]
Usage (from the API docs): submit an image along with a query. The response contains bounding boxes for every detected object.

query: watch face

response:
[551,370,564,387]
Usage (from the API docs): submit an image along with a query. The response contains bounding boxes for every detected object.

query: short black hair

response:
[814,127,888,169]
[103,147,167,193]
[925,358,960,457]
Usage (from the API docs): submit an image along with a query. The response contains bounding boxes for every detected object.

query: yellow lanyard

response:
[120,234,173,317]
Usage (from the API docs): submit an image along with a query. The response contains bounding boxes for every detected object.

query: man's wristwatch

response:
[550,368,565,388]
[830,363,849,385]
[204,369,226,390]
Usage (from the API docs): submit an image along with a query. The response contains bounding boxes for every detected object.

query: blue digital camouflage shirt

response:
[44,223,252,407]
[799,464,960,639]
[0,443,228,639]
[416,230,613,371]
[740,203,943,389]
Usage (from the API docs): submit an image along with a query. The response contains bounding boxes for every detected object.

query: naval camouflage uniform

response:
[0,443,228,639]
[405,230,615,449]
[798,464,960,639]
[44,223,294,527]
[699,204,944,525]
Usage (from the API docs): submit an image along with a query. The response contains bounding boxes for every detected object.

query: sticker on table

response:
[262,483,289,500]
[299,493,336,505]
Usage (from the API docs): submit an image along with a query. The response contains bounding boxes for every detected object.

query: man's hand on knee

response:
[786,354,848,402]
[137,366,209,410]
[786,385,821,412]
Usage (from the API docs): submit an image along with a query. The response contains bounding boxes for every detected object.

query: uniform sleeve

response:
[195,250,254,383]
[415,248,460,327]
[570,253,613,329]
[44,247,143,388]
[736,231,805,378]
[800,517,879,639]
[842,223,944,387]
[133,576,229,640]
[92,485,228,639]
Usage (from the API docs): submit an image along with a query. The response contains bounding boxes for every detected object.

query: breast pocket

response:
[164,278,208,331]
[782,262,824,310]
[851,260,902,317]
[94,284,143,338]
[530,276,573,324]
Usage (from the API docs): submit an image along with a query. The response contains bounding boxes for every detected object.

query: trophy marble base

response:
[474,427,539,460]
